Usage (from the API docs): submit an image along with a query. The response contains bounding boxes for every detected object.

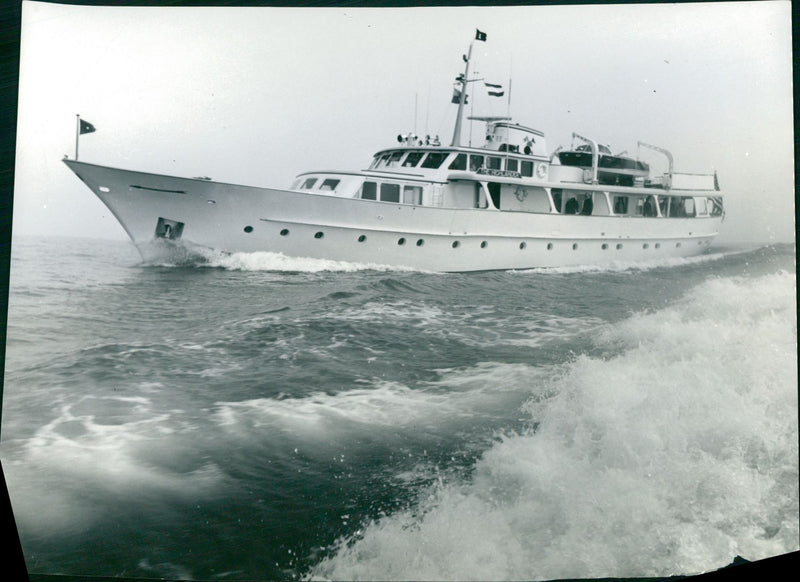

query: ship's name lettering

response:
[476,168,522,178]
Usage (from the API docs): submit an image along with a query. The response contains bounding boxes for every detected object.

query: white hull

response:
[65,160,721,272]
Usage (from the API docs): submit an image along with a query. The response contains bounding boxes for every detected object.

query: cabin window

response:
[361,181,377,200]
[506,159,519,172]
[613,196,629,214]
[683,197,696,217]
[403,185,422,205]
[521,161,534,177]
[487,156,502,170]
[421,152,449,169]
[469,155,484,171]
[319,179,340,191]
[449,153,467,170]
[381,183,401,203]
[301,177,318,189]
[403,152,425,167]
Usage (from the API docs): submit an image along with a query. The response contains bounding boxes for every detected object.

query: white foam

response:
[512,248,741,275]
[309,271,798,580]
[6,395,226,534]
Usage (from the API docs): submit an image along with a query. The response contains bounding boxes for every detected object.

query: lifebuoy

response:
[536,164,548,179]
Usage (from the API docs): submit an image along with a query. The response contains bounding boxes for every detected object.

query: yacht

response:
[64,31,724,272]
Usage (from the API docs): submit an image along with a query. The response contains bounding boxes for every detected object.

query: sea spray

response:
[308,271,798,580]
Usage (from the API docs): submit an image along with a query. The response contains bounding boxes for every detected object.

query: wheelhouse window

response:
[421,152,449,169]
[319,179,340,191]
[380,183,401,203]
[386,152,403,167]
[448,153,467,170]
[371,154,390,169]
[360,181,377,200]
[403,152,425,167]
[506,158,519,173]
[301,177,318,189]
[487,156,502,170]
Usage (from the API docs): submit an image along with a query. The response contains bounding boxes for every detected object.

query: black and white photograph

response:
[2,1,797,580]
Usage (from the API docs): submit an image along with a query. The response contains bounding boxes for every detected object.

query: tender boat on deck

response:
[63,31,724,272]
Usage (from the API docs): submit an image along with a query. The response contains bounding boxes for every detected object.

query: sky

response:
[12,1,795,244]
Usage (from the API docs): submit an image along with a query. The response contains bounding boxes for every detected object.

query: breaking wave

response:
[307,270,798,580]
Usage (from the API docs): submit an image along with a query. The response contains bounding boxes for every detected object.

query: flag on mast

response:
[485,81,504,97]
[475,29,487,42]
[79,119,96,134]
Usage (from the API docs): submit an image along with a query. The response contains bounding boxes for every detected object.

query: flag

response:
[451,88,468,104]
[475,29,487,42]
[485,81,504,97]
[80,119,96,134]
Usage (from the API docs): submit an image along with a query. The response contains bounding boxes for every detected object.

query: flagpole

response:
[75,114,80,161]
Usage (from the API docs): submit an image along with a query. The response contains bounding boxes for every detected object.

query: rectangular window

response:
[403,185,422,205]
[613,196,629,214]
[521,161,534,177]
[506,158,518,172]
[319,179,340,191]
[421,152,449,169]
[381,183,401,203]
[448,153,467,170]
[469,155,484,171]
[487,157,502,170]
[301,177,318,189]
[402,152,425,167]
[361,181,377,200]
[387,152,403,167]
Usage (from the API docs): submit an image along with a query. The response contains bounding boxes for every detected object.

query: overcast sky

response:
[12,1,794,244]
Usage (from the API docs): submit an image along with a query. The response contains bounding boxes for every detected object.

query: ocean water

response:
[1,235,797,581]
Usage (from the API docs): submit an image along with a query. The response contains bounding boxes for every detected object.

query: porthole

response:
[207,200,216,205]
[676,242,682,248]
[643,243,649,249]
[398,237,406,245]
[314,231,324,239]
[572,243,578,250]
[697,240,703,245]
[655,243,661,249]
[452,241,460,248]
[519,242,527,250]
[243,226,253,233]
[616,243,623,250]
[280,228,290,236]
[358,235,367,243]
[480,241,488,249]
[416,239,424,247]
[601,243,608,250]
[547,243,553,250]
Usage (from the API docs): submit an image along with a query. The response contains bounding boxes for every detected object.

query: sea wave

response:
[307,270,798,580]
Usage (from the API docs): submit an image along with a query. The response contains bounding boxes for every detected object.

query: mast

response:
[450,41,473,147]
